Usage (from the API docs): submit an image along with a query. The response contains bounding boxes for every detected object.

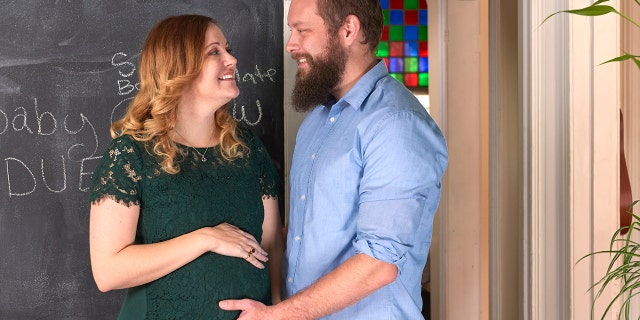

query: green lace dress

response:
[89,128,281,320]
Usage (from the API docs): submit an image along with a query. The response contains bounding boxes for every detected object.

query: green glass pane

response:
[390,73,403,83]
[389,26,404,41]
[383,9,389,25]
[419,73,429,87]
[405,57,418,72]
[376,41,389,58]
[419,26,428,41]
[405,0,419,9]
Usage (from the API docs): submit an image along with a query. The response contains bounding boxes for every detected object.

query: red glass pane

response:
[390,41,404,56]
[390,0,404,9]
[381,26,389,41]
[405,10,418,25]
[404,73,418,87]
[419,41,428,57]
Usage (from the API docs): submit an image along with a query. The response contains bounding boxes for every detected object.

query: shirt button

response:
[311,153,316,159]
[300,194,306,201]
[295,235,301,241]
[329,117,335,123]
[287,277,293,283]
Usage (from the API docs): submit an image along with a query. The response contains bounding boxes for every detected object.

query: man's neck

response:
[332,57,378,100]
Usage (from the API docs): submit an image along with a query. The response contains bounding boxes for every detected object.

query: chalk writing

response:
[233,65,276,126]
[112,52,140,96]
[236,65,277,84]
[0,98,57,136]
[1,98,99,197]
[232,99,263,126]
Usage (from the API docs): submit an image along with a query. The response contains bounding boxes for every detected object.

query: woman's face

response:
[188,23,239,108]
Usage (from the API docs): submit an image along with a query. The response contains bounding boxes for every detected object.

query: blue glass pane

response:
[405,26,418,41]
[404,41,418,57]
[389,10,404,25]
[380,0,389,9]
[419,10,428,25]
[419,57,429,72]
[389,57,404,73]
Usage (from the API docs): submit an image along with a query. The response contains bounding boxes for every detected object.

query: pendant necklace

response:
[173,128,214,162]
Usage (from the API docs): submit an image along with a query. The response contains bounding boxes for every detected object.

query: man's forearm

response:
[270,253,398,320]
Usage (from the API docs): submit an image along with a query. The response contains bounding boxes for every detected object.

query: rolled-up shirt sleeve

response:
[353,109,447,272]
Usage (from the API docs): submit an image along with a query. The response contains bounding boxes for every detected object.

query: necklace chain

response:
[173,128,214,162]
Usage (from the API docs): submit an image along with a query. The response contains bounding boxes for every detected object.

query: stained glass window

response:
[377,0,428,88]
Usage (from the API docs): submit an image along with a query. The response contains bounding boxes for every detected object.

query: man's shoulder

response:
[366,78,426,114]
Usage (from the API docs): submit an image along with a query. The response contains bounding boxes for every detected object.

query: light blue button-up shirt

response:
[284,60,448,319]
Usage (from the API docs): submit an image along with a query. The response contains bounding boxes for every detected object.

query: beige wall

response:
[428,0,491,318]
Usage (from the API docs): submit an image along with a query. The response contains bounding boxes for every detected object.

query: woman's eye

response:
[208,49,219,56]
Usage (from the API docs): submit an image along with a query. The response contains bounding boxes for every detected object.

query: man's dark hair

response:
[316,0,384,53]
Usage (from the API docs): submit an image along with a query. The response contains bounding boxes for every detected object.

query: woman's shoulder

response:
[107,134,148,152]
[100,134,149,164]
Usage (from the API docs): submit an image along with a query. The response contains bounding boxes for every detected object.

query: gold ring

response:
[245,252,251,260]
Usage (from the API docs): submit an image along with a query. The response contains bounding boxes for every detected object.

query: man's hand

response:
[219,299,272,320]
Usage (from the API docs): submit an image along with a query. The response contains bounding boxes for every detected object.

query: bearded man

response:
[220,0,448,318]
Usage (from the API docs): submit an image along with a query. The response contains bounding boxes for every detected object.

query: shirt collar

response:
[321,60,388,111]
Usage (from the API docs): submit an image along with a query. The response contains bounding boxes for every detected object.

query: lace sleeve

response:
[242,128,282,200]
[89,135,143,207]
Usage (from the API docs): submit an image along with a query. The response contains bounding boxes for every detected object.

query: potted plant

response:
[577,200,640,319]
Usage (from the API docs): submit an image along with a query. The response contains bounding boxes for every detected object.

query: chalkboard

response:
[0,1,283,319]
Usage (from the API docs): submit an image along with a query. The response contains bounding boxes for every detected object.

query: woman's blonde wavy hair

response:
[110,15,247,174]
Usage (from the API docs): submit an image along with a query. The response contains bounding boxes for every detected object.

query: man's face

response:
[290,35,347,112]
[287,0,347,112]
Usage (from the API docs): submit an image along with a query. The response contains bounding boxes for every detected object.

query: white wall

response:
[523,0,622,319]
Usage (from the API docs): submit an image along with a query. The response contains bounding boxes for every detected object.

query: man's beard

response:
[290,38,347,112]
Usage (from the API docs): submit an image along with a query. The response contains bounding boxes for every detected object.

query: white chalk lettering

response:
[41,156,66,193]
[35,98,57,136]
[111,97,134,124]
[3,98,58,136]
[0,109,7,134]
[111,52,136,78]
[5,157,36,197]
[236,65,277,84]
[12,107,33,134]
[112,52,140,96]
[79,156,102,192]
[232,99,263,126]
[64,113,98,160]
[117,79,139,96]
[1,102,101,197]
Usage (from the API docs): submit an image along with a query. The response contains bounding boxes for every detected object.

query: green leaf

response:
[598,54,640,69]
[578,200,640,319]
[565,5,618,17]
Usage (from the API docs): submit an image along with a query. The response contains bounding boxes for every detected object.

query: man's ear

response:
[341,14,362,46]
